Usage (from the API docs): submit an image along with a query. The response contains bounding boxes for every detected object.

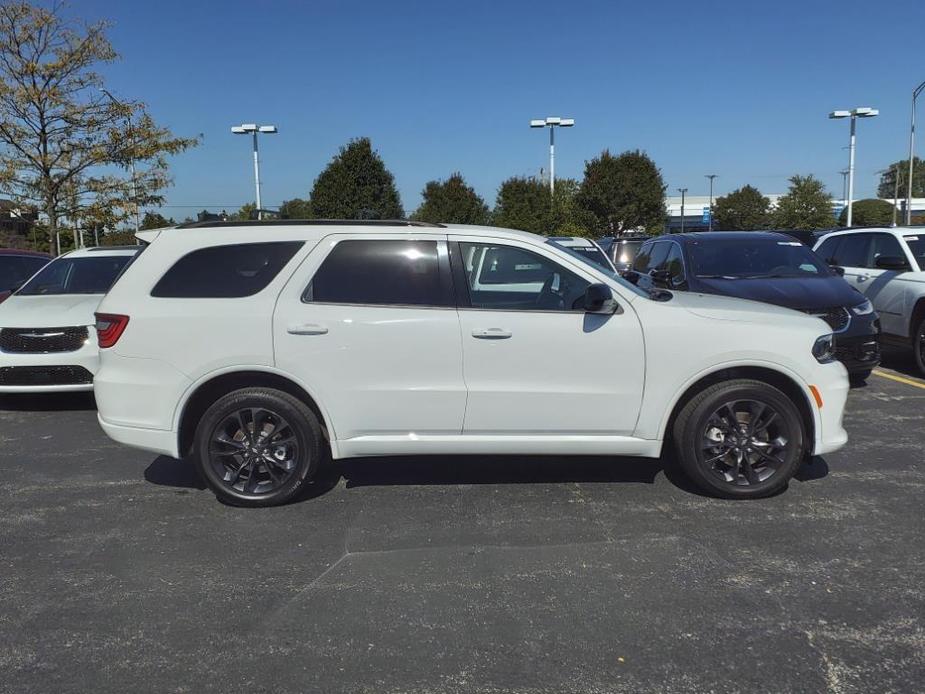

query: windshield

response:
[904,234,925,270]
[562,244,612,270]
[615,240,643,266]
[18,255,133,295]
[546,239,648,298]
[689,238,829,279]
[0,255,48,291]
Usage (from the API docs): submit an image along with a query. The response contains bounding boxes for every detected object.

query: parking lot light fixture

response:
[530,116,575,194]
[232,122,278,220]
[907,81,925,225]
[705,175,717,231]
[830,107,879,227]
[677,187,688,233]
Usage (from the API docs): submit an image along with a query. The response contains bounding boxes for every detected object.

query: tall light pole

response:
[100,88,140,233]
[677,187,688,233]
[829,107,878,227]
[705,174,717,231]
[530,117,574,194]
[839,169,849,207]
[906,81,925,225]
[231,123,278,220]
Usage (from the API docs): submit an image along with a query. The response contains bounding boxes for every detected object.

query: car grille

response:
[0,326,89,353]
[0,365,93,387]
[803,307,850,333]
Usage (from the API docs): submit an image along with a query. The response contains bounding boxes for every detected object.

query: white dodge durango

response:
[94,221,849,505]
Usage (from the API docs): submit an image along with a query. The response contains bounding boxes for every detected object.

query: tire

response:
[193,387,324,507]
[913,316,925,377]
[849,369,872,384]
[673,379,805,499]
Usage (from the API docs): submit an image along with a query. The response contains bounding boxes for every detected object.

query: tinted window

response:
[831,234,871,268]
[305,240,445,306]
[816,237,841,265]
[152,242,302,298]
[632,242,655,272]
[461,242,589,311]
[19,255,133,295]
[0,255,47,291]
[615,240,644,266]
[868,234,907,268]
[904,234,925,270]
[663,243,686,285]
[646,242,671,272]
[688,238,827,278]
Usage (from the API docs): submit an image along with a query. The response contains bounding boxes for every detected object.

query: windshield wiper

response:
[696,274,739,280]
[742,273,794,279]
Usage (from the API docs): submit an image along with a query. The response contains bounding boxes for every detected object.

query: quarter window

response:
[304,240,447,307]
[152,242,303,298]
[459,242,590,311]
[662,243,686,286]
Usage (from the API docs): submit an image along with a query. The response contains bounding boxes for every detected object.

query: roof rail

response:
[174,219,445,230]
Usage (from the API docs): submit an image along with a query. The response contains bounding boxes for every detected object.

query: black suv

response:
[597,235,651,274]
[627,232,881,379]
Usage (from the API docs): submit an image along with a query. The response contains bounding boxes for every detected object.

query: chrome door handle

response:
[472,328,512,339]
[287,323,328,335]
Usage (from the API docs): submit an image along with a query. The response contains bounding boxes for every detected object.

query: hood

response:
[0,294,103,328]
[695,275,863,310]
[671,290,829,331]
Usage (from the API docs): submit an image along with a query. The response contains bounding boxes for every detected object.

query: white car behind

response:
[0,246,139,392]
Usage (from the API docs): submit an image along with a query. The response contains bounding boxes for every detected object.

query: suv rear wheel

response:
[913,316,925,376]
[193,387,324,507]
[673,379,804,499]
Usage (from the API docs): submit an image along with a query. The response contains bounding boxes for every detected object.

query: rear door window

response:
[152,242,303,298]
[868,234,907,269]
[662,243,686,286]
[304,240,448,307]
[831,234,871,268]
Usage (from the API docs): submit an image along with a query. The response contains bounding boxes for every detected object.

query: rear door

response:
[273,234,467,440]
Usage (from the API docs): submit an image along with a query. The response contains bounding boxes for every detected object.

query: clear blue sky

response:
[73,0,925,217]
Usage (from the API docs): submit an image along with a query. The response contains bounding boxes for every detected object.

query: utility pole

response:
[907,81,925,225]
[705,174,717,231]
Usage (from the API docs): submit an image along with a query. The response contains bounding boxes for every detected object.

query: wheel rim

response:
[699,399,792,487]
[918,324,925,365]
[208,407,300,495]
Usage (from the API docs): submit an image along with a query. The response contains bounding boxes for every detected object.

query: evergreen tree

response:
[309,138,403,219]
[412,173,489,224]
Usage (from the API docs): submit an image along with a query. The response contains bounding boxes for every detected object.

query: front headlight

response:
[851,299,874,316]
[812,334,836,363]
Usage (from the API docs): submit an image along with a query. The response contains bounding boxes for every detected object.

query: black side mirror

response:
[623,269,641,284]
[829,264,845,277]
[875,255,910,271]
[649,268,673,287]
[583,283,620,314]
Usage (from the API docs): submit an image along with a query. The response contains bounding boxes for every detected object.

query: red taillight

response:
[94,313,129,348]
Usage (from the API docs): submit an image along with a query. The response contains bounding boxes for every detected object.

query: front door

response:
[273,234,466,440]
[450,237,645,436]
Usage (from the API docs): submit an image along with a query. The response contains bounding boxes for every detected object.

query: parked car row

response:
[10,221,922,508]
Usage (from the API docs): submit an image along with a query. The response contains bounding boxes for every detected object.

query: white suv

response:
[814,227,925,374]
[95,221,849,506]
[0,246,139,392]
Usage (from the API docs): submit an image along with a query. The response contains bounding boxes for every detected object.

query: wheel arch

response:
[660,365,816,453]
[910,296,925,341]
[176,369,334,459]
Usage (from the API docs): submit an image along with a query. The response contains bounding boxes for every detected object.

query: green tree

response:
[309,138,403,219]
[773,175,835,230]
[412,172,489,225]
[491,177,552,234]
[140,212,175,230]
[837,198,895,227]
[549,179,596,236]
[230,203,257,221]
[877,158,925,200]
[712,185,771,230]
[0,2,198,255]
[576,150,666,234]
[279,197,312,219]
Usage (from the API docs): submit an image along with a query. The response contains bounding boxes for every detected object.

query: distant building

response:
[664,194,925,233]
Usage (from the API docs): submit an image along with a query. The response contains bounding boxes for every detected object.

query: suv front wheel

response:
[673,379,805,499]
[193,387,325,507]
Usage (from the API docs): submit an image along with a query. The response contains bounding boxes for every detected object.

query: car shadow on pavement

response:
[0,392,96,412]
[878,345,922,381]
[143,452,830,503]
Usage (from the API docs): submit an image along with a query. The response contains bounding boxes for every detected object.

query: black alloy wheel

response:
[674,379,804,499]
[194,388,324,507]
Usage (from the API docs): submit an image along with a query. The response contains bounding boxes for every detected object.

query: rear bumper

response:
[97,414,180,458]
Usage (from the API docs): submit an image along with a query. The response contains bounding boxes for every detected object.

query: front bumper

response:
[811,362,850,456]
[833,314,880,375]
[0,339,98,393]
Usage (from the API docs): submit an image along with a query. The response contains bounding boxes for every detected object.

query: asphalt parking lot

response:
[1,352,923,694]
